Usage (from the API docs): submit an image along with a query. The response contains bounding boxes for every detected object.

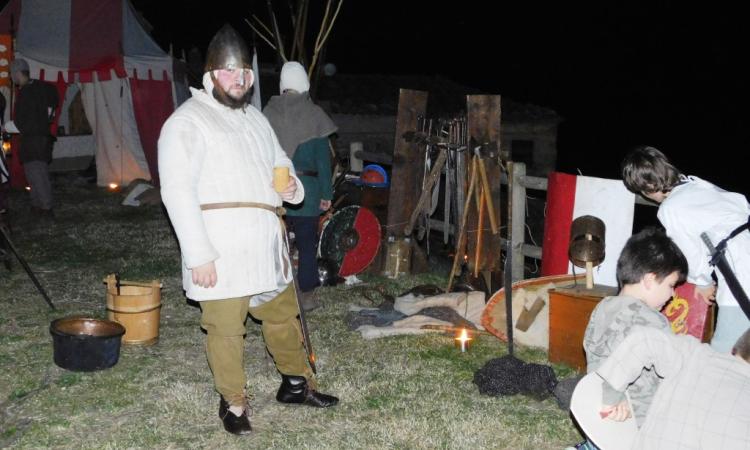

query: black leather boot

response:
[219,396,252,435]
[276,375,339,407]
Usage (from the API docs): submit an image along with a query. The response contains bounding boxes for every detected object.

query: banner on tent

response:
[0,34,11,87]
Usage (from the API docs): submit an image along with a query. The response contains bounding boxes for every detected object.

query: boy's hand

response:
[600,400,632,422]
[695,284,716,305]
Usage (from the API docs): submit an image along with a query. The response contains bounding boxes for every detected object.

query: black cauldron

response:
[50,317,126,372]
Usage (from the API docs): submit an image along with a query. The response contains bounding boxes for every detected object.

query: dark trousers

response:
[23,160,53,210]
[0,183,7,212]
[285,215,320,292]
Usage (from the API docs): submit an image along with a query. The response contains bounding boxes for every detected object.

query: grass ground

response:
[0,178,582,449]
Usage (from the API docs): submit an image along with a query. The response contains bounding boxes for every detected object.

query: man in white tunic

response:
[158,25,338,436]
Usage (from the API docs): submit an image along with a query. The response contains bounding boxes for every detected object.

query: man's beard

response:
[212,86,252,109]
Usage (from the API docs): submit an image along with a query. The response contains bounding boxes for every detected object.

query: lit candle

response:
[108,183,119,191]
[454,328,473,352]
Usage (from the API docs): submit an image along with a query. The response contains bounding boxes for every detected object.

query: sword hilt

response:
[701,232,722,266]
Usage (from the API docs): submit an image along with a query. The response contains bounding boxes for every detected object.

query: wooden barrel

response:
[104,274,162,345]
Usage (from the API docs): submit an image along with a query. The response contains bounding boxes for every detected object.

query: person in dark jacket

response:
[263,61,337,311]
[0,91,7,215]
[10,58,59,218]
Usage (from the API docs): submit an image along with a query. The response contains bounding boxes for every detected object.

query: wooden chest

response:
[548,285,616,372]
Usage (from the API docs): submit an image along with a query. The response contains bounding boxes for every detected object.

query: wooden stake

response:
[586,261,594,289]
[585,232,594,289]
[477,156,498,234]
[474,182,485,278]
[447,156,477,292]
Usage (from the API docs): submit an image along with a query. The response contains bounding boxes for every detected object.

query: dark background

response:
[9,0,750,194]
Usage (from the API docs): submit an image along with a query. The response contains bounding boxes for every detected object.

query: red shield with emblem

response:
[319,205,381,277]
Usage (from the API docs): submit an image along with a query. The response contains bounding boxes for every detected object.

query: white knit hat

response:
[279,61,310,94]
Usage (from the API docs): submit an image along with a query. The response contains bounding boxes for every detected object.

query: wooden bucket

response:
[104,274,162,346]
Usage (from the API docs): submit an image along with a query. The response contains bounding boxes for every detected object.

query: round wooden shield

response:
[481,273,585,347]
[319,205,381,277]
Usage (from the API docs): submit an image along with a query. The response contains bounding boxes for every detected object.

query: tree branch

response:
[309,0,343,76]
[244,18,279,51]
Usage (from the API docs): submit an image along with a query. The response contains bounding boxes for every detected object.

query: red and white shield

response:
[319,206,381,277]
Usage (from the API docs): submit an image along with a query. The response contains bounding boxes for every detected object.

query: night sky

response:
[12,1,750,194]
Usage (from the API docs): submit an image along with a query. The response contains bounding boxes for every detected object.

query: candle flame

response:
[108,183,119,191]
[456,328,471,342]
[455,328,472,352]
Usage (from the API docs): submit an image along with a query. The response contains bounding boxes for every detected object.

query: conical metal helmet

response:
[204,24,252,72]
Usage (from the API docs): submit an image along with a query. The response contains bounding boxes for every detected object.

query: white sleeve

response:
[158,116,219,268]
[658,203,714,286]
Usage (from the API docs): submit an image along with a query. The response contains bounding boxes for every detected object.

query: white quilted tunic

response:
[158,74,303,301]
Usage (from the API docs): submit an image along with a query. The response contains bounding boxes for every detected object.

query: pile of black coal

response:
[473,355,557,400]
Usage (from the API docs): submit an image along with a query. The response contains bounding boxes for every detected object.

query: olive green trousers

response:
[199,285,312,407]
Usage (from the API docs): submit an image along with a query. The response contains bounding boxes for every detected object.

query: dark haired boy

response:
[583,227,688,427]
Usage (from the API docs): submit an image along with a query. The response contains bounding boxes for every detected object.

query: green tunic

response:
[286,137,332,216]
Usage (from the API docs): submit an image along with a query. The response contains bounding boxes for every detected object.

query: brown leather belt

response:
[200,202,285,216]
[296,170,318,177]
[200,201,290,277]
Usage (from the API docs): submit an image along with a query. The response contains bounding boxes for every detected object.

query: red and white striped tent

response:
[0,0,188,187]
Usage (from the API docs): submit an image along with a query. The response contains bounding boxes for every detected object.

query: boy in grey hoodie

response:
[583,227,688,427]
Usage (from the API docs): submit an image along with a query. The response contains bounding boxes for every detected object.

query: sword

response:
[701,232,750,320]
[291,271,317,375]
[281,219,318,375]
